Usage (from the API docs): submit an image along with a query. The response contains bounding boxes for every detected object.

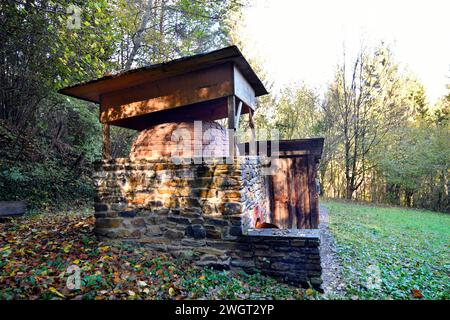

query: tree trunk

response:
[125,0,154,70]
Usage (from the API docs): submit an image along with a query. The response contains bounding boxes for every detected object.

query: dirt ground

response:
[319,205,346,297]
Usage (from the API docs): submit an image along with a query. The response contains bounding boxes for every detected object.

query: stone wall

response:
[233,229,322,290]
[92,157,321,289]
[93,157,268,239]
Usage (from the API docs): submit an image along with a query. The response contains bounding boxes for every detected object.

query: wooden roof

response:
[58,46,268,104]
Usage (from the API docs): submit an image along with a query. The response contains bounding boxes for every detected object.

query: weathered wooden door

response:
[268,155,319,229]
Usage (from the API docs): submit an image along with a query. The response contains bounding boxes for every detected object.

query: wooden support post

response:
[235,100,243,129]
[227,95,236,159]
[248,106,256,142]
[102,123,111,159]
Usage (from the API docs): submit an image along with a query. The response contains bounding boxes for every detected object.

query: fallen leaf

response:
[99,246,109,252]
[49,287,65,299]
[411,289,423,299]
[137,280,147,287]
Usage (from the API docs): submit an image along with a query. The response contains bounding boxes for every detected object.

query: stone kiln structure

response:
[59,46,324,290]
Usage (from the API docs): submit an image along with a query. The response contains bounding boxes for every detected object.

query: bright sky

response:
[240,0,450,103]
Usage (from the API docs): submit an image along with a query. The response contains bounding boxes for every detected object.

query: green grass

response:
[323,200,450,300]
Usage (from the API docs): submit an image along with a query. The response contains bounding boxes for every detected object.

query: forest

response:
[0,0,448,213]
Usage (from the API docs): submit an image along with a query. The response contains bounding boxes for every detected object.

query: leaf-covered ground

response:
[0,210,313,300]
[3,202,446,300]
[323,200,450,300]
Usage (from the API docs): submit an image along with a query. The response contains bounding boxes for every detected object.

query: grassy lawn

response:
[323,200,450,300]
[0,211,310,300]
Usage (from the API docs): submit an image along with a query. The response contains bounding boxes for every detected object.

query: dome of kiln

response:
[129,121,236,160]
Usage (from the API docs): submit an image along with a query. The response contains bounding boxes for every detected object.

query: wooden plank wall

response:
[268,156,319,229]
[99,63,234,124]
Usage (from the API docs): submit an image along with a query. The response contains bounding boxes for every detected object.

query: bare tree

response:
[124,0,157,70]
[325,45,408,199]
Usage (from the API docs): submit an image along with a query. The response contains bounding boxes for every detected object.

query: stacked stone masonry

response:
[93,157,322,290]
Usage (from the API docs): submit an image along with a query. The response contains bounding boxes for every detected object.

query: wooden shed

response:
[239,138,324,229]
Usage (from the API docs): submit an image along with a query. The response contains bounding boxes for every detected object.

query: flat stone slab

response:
[247,228,320,238]
[0,201,26,217]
